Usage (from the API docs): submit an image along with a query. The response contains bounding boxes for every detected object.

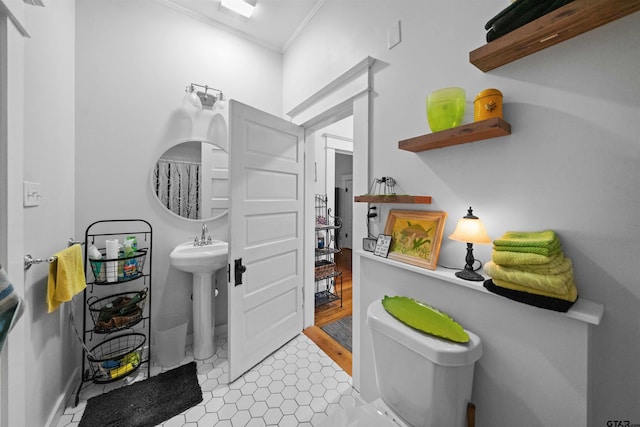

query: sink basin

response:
[170,240,228,274]
[169,239,228,360]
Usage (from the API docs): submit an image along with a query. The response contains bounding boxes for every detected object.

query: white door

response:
[200,142,229,219]
[228,100,305,382]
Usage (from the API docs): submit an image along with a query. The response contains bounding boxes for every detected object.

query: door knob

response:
[234,258,247,286]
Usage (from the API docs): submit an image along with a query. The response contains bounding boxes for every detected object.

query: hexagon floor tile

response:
[57,334,358,426]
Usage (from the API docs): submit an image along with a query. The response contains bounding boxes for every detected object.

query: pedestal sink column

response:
[169,240,227,360]
[192,272,215,360]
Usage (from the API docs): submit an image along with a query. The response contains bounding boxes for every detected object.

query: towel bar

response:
[23,237,84,270]
[23,254,57,270]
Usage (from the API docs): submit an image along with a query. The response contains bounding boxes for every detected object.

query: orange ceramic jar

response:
[474,88,503,121]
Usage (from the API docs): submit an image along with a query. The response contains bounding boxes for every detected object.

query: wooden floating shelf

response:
[398,117,511,153]
[470,0,640,72]
[354,195,432,204]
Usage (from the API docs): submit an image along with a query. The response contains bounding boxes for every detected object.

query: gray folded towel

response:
[0,265,25,353]
[486,0,574,42]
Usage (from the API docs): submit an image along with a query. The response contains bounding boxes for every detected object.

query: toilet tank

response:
[367,300,482,427]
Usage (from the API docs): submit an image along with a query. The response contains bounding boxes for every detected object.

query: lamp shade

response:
[182,86,201,109]
[448,207,491,244]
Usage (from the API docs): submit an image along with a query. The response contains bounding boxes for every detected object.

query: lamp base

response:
[455,269,484,282]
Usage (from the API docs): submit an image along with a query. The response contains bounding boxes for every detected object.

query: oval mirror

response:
[151,140,229,221]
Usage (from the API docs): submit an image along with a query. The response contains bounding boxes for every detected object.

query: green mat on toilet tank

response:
[381,295,469,343]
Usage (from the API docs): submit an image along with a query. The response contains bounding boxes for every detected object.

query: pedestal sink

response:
[170,240,228,360]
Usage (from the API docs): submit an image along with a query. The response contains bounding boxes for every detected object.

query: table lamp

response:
[448,207,491,281]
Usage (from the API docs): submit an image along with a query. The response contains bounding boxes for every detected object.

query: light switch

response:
[387,20,401,49]
[23,181,42,207]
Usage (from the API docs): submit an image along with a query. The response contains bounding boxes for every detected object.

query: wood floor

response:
[303,248,353,375]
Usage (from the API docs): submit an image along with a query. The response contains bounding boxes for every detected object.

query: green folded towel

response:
[484,261,573,295]
[493,230,562,256]
[486,0,574,42]
[492,249,559,266]
[493,241,561,256]
[494,230,559,248]
[508,253,572,275]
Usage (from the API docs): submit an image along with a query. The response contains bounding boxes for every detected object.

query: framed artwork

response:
[374,234,392,257]
[383,210,447,270]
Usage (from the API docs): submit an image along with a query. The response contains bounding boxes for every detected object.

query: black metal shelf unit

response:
[74,219,152,405]
[314,194,342,307]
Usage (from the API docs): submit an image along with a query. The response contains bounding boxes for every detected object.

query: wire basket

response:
[315,260,335,280]
[87,333,146,383]
[89,248,147,284]
[87,288,148,334]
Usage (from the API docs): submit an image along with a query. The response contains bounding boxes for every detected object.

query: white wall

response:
[22,1,77,426]
[284,1,640,425]
[75,0,284,341]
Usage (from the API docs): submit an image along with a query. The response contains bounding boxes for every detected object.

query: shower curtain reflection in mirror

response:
[153,159,201,219]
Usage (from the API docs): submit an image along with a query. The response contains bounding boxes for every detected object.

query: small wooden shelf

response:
[398,117,511,153]
[470,0,640,72]
[354,195,432,204]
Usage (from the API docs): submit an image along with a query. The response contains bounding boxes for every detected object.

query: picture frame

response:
[373,234,392,257]
[383,210,447,270]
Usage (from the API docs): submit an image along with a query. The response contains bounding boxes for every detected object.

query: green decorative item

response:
[381,295,469,343]
[426,87,466,132]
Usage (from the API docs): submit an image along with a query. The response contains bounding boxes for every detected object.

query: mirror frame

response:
[150,139,229,222]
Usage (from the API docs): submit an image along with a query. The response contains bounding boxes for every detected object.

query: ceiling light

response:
[220,0,256,18]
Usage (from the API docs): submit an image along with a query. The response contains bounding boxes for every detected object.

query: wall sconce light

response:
[182,83,224,110]
[448,207,492,281]
[220,0,257,18]
[182,85,201,109]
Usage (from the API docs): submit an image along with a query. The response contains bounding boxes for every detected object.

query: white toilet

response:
[321,299,483,427]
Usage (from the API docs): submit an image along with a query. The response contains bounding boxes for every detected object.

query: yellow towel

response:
[484,260,573,295]
[492,249,559,266]
[507,253,570,275]
[47,244,86,313]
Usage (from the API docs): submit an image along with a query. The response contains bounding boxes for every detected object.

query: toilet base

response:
[317,398,408,427]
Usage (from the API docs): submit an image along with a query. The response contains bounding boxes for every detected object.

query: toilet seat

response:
[318,398,410,427]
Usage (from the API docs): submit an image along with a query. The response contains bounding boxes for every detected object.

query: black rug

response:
[321,316,352,352]
[79,361,202,427]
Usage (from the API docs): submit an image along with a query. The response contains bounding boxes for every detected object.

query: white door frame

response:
[0,8,28,427]
[324,133,353,232]
[288,56,375,392]
[340,173,353,249]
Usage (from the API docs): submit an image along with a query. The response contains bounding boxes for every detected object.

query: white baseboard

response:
[47,366,80,427]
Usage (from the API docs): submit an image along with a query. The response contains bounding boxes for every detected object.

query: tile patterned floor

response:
[58,333,358,426]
